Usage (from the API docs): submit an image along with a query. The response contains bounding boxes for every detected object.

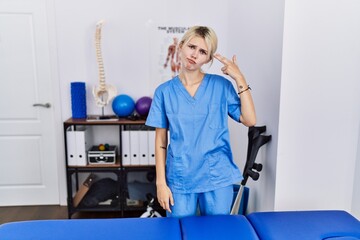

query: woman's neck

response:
[179,71,204,86]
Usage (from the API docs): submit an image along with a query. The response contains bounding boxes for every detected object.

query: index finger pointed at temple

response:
[232,55,237,64]
[214,53,228,64]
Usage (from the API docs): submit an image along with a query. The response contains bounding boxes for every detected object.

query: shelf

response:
[67,161,121,169]
[122,165,156,169]
[64,117,146,126]
[64,118,157,219]
[67,164,156,170]
[74,205,121,212]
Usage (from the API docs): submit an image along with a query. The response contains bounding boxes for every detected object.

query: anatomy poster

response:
[149,26,189,93]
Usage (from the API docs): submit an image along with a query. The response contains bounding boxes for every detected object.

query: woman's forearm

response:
[155,128,168,186]
[238,88,256,126]
[234,76,256,127]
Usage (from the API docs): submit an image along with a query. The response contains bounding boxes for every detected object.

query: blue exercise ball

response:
[112,94,135,117]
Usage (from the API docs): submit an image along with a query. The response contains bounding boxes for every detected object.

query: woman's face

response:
[179,36,210,71]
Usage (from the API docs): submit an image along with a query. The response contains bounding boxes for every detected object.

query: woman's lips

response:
[187,58,196,64]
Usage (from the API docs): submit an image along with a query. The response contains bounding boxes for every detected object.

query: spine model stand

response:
[92,20,117,110]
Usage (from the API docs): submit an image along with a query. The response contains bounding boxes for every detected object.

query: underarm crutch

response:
[231,125,271,215]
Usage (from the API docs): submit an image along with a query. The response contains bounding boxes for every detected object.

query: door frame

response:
[45,0,67,205]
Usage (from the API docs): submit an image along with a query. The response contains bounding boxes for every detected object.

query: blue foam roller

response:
[71,82,87,119]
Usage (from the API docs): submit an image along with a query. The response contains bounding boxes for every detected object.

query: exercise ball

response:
[112,94,135,117]
[135,96,152,117]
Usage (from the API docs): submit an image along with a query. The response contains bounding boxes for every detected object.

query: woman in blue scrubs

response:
[145,26,256,218]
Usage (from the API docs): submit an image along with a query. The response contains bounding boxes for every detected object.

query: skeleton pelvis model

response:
[92,20,117,108]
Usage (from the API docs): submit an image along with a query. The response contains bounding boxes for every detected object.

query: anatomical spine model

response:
[92,20,117,108]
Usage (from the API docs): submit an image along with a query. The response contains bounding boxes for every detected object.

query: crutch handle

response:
[247,169,260,181]
[252,163,263,172]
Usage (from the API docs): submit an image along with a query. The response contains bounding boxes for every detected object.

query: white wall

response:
[227,0,285,212]
[353,125,360,218]
[276,0,360,215]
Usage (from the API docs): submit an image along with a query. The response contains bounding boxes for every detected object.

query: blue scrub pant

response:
[167,185,233,218]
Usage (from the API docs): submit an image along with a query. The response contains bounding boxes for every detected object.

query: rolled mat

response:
[71,82,87,119]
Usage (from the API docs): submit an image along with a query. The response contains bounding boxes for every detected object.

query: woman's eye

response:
[188,44,196,49]
[200,50,207,55]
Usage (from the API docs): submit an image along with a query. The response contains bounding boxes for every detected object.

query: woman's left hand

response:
[214,53,246,85]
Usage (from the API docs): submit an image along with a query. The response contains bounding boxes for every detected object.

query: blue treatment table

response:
[0,210,359,240]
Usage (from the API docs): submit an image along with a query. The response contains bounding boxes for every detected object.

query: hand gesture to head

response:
[214,53,246,84]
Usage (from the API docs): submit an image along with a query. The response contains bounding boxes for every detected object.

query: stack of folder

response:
[121,129,155,166]
[66,126,93,166]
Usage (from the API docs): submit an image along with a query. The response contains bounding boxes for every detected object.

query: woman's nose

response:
[191,50,198,59]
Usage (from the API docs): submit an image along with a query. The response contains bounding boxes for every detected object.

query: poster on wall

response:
[149,26,189,94]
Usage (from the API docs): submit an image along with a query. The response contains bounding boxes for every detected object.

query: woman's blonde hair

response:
[179,26,218,64]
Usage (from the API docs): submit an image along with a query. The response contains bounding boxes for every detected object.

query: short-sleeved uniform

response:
[145,74,243,195]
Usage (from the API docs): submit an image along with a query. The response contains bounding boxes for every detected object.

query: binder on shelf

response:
[168,130,170,145]
[139,131,148,165]
[148,130,156,165]
[121,130,131,166]
[130,130,140,165]
[75,126,92,166]
[66,126,92,166]
[66,126,77,166]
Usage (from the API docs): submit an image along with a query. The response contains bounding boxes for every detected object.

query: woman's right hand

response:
[157,184,174,213]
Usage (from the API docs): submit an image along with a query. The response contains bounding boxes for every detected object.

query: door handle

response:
[33,103,51,108]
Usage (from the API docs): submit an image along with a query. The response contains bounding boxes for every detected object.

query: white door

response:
[0,0,59,205]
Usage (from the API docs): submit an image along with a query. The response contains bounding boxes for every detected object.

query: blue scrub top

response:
[145,74,243,193]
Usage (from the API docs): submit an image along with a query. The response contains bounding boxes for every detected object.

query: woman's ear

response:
[178,42,183,50]
[206,56,212,64]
